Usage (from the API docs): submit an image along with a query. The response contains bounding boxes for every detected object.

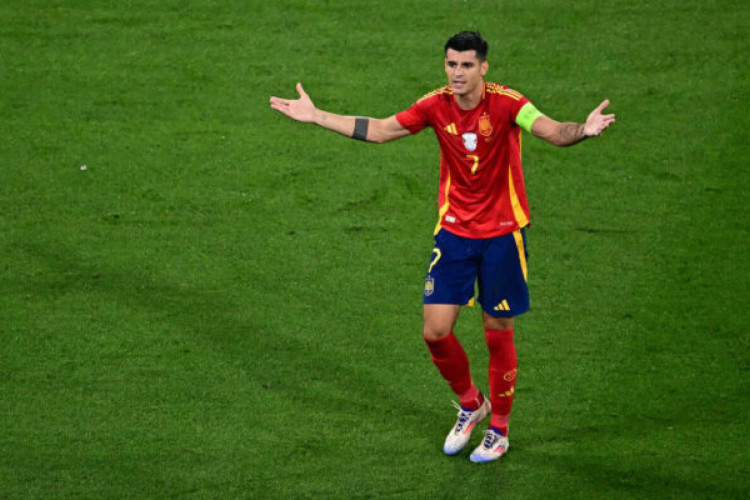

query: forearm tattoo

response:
[560,122,586,144]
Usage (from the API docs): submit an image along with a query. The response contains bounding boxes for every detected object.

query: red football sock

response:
[485,329,517,436]
[425,332,483,410]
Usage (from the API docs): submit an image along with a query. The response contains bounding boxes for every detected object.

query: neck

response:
[453,82,484,110]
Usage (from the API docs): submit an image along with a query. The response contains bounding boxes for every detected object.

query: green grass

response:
[1,0,748,498]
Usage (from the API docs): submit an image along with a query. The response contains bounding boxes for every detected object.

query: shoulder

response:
[485,82,525,101]
[485,83,529,118]
[415,85,453,105]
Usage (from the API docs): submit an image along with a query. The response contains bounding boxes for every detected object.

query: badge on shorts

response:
[424,275,435,296]
[461,132,478,152]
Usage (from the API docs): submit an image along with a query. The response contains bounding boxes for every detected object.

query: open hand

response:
[584,100,616,137]
[269,83,318,123]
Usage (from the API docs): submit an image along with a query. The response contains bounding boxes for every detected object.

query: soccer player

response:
[270,31,615,463]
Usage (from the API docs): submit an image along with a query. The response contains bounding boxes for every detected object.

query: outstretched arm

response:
[269,83,411,144]
[530,100,616,147]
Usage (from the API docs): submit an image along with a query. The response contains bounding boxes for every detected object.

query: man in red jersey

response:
[270,31,615,463]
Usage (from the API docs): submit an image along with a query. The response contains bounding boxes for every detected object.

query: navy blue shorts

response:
[423,228,530,317]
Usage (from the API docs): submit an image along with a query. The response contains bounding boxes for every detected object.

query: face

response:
[444,49,488,97]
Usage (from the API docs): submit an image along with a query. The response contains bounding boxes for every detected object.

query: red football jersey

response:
[396,82,531,239]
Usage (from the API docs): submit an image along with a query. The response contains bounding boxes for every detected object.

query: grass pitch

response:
[1,0,748,498]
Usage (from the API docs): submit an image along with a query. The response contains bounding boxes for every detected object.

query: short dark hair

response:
[444,31,489,61]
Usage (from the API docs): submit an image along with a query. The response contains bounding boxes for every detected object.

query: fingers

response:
[269,97,288,112]
[268,82,307,108]
[269,96,297,120]
[588,99,615,135]
[269,84,301,117]
[593,117,616,135]
[588,100,613,119]
[269,102,291,118]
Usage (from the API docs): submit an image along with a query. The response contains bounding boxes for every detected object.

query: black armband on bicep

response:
[352,117,369,141]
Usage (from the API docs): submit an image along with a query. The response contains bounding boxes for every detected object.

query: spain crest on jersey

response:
[478,113,493,137]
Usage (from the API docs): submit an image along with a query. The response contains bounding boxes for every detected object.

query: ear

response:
[480,60,489,76]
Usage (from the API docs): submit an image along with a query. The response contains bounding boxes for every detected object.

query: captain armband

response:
[352,117,370,141]
[515,102,544,133]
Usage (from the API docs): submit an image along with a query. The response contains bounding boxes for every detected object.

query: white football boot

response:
[469,428,509,463]
[443,398,491,455]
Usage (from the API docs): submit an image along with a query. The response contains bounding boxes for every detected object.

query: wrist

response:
[312,109,325,126]
[580,123,589,139]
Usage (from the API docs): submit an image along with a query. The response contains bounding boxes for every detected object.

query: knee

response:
[423,323,452,342]
[483,313,514,331]
[423,304,460,342]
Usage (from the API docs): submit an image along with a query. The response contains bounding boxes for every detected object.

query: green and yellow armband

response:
[515,102,543,133]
